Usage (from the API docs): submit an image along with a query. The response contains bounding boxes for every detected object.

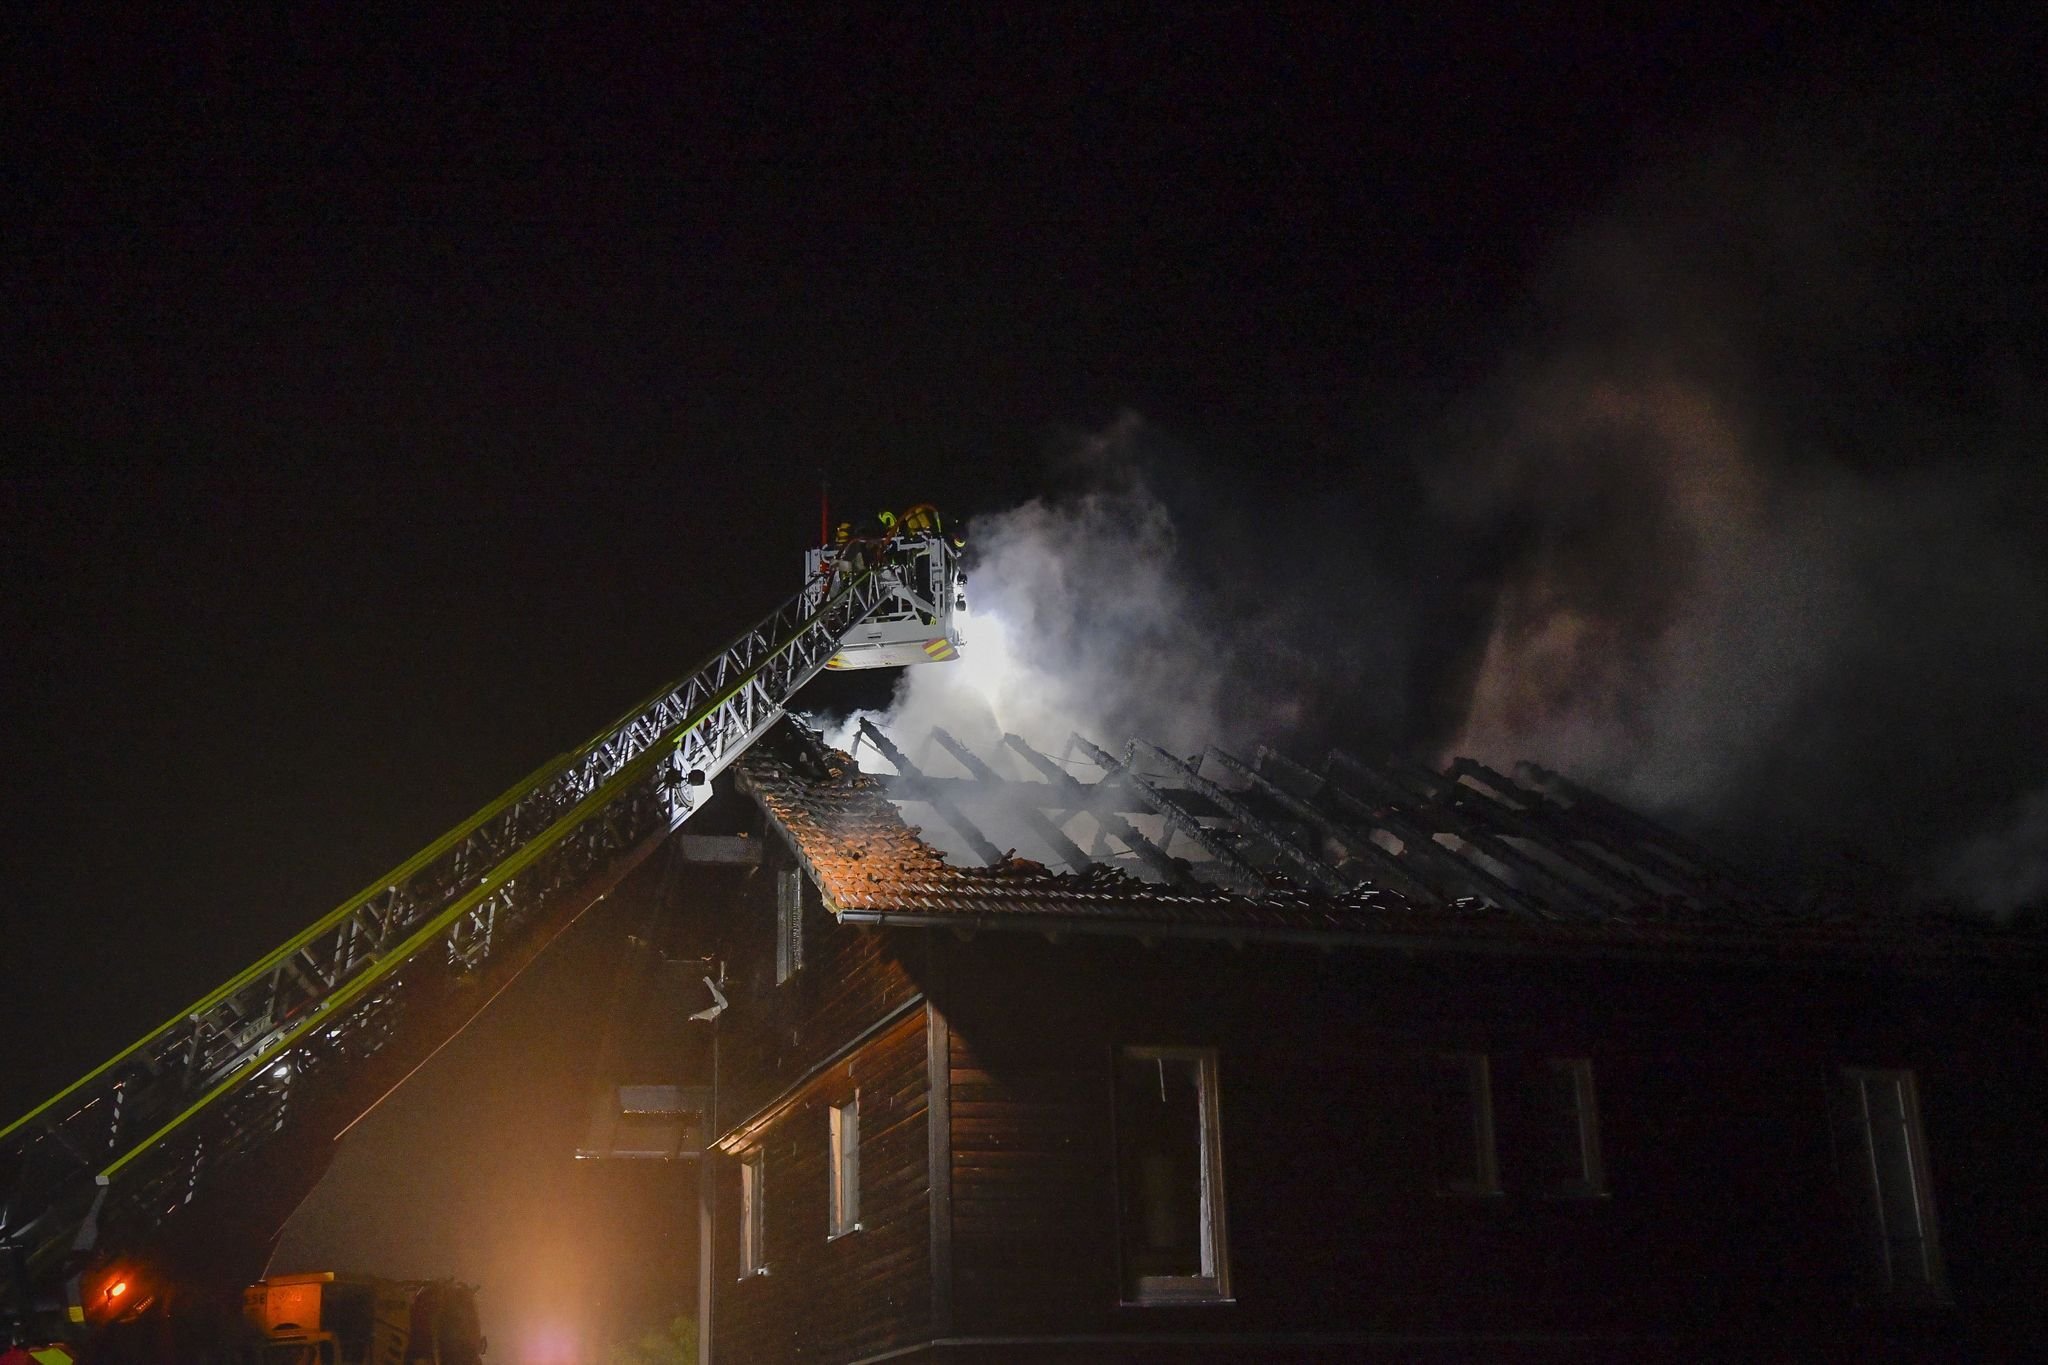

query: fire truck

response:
[242,1274,482,1365]
[0,515,967,1360]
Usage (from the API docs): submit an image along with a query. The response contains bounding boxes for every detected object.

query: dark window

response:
[1426,1052,1499,1195]
[1834,1068,1945,1299]
[1114,1047,1229,1303]
[1529,1057,1605,1196]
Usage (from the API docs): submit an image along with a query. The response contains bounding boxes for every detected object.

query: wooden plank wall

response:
[715,1008,934,1364]
[947,1020,1115,1333]
[709,828,928,1128]
[926,933,2048,1349]
[681,806,2048,1357]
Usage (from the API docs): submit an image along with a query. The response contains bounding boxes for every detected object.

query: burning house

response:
[640,718,2045,1363]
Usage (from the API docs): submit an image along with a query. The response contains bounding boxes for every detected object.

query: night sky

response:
[6,4,2046,1347]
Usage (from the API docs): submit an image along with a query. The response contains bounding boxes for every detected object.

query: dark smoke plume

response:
[1434,120,2048,916]
[836,93,2048,919]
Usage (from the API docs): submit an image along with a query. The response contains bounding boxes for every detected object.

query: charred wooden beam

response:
[856,720,1006,867]
[1371,753,1629,915]
[1515,762,1779,918]
[1204,746,1443,904]
[928,727,1094,873]
[1328,750,1589,919]
[1066,735,1266,896]
[1445,758,1683,905]
[868,773,1212,817]
[1001,733,1189,885]
[1258,747,1540,916]
[1131,740,1350,896]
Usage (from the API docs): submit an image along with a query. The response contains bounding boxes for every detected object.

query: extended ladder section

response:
[1,532,958,1331]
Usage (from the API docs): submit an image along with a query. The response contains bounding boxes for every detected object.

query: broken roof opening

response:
[734,718,2034,961]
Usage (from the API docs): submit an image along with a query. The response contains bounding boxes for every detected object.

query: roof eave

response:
[829,904,2039,970]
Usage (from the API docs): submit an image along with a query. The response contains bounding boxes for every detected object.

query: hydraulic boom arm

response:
[2,527,962,1341]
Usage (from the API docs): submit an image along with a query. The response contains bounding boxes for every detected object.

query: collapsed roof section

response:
[734,719,2001,958]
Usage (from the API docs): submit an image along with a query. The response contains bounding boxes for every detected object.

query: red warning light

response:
[105,1279,129,1301]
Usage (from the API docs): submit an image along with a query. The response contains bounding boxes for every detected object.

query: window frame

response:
[828,1092,862,1239]
[1113,1045,1232,1307]
[1834,1066,1947,1302]
[738,1148,767,1278]
[1533,1056,1607,1198]
[1430,1051,1502,1197]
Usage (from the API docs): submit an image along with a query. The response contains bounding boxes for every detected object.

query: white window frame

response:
[1115,1045,1231,1305]
[1432,1051,1501,1197]
[738,1149,766,1277]
[1836,1067,1947,1300]
[828,1093,862,1239]
[775,867,804,984]
[1536,1057,1607,1197]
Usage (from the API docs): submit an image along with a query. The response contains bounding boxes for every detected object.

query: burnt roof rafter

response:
[1201,745,1445,904]
[1444,758,1702,908]
[1253,746,1543,915]
[929,726,1094,873]
[1338,750,1625,918]
[855,719,1007,867]
[1130,740,1351,897]
[871,772,1223,817]
[1070,735,1270,896]
[1000,732,1190,885]
[1512,761,1781,919]
[736,718,2034,959]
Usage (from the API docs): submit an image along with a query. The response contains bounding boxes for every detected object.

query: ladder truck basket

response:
[804,526,965,670]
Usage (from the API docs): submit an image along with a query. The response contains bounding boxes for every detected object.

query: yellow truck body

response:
[242,1274,481,1365]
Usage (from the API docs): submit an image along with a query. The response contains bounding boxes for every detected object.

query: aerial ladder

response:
[0,516,966,1355]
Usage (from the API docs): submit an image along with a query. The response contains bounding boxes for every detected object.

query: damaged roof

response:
[733,719,2024,960]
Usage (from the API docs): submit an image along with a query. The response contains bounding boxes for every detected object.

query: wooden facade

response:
[698,833,941,1364]
[681,732,2048,1363]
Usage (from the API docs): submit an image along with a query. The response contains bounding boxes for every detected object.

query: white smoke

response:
[820,419,1372,777]
[821,123,2048,917]
[1935,785,2048,921]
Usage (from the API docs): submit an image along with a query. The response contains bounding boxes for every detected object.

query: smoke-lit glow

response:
[1417,134,2048,911]
[517,1323,581,1365]
[945,592,1016,711]
[822,441,1379,780]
